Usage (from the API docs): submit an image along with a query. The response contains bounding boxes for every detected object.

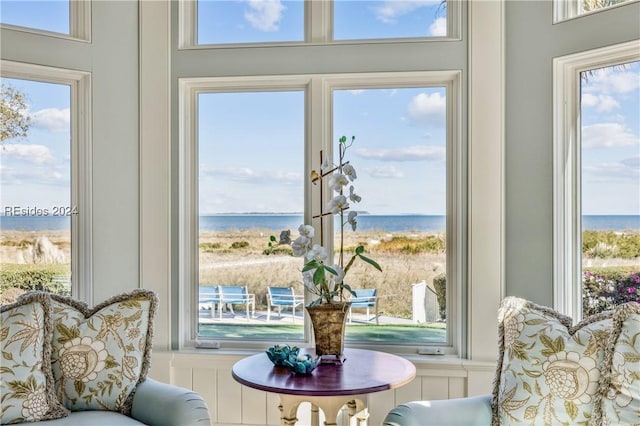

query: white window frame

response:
[0,60,93,302]
[0,0,91,42]
[554,0,639,23]
[178,0,461,49]
[178,71,463,355]
[552,39,640,320]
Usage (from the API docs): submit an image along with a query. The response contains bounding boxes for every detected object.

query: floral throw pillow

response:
[593,302,640,426]
[49,290,157,414]
[1,293,68,424]
[491,296,613,426]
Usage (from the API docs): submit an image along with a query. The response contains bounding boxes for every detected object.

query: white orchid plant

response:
[266,136,382,306]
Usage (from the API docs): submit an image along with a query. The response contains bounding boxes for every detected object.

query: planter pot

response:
[305,301,351,363]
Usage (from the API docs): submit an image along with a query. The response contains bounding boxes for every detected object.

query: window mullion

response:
[307,0,331,43]
[70,0,91,41]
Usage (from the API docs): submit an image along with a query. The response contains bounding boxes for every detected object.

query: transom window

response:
[0,0,90,40]
[181,0,458,47]
[554,0,637,22]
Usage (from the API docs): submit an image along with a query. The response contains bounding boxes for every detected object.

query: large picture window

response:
[0,61,92,303]
[553,41,640,319]
[180,72,462,352]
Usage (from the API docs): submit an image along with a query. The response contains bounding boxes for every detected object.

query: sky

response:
[0,0,638,217]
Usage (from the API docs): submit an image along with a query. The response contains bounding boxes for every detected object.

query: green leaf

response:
[324,265,338,276]
[313,267,325,285]
[358,254,382,271]
[302,260,319,272]
[270,235,276,242]
[342,284,355,296]
[339,136,346,143]
[355,245,364,255]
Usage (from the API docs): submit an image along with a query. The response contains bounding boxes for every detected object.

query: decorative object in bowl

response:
[265,344,318,375]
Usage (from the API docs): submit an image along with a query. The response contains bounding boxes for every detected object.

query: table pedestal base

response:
[279,394,367,426]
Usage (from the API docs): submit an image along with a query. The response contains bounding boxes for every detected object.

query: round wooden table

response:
[232,348,416,426]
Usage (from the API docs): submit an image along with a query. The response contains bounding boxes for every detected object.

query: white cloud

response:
[583,66,640,96]
[354,145,445,162]
[583,157,640,182]
[244,0,285,32]
[620,155,640,170]
[373,0,439,24]
[429,17,446,36]
[582,123,639,149]
[30,107,70,133]
[407,92,446,127]
[200,165,301,184]
[0,165,67,186]
[0,143,55,164]
[366,165,405,178]
[582,93,620,112]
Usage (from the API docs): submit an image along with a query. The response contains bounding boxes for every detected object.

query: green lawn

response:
[197,323,446,343]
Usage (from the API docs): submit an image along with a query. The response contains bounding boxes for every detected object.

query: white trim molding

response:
[467,0,505,362]
[552,39,640,320]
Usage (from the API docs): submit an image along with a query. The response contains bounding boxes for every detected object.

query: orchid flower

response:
[298,224,315,238]
[306,244,329,263]
[327,195,349,214]
[328,173,348,192]
[278,230,292,245]
[347,211,358,231]
[348,185,361,203]
[291,236,311,257]
[342,164,357,181]
[265,135,382,306]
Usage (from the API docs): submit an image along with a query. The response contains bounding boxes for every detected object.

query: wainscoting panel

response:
[150,351,495,426]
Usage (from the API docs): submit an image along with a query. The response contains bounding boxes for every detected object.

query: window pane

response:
[580,61,640,316]
[197,91,305,340]
[334,0,447,40]
[197,0,304,45]
[333,87,448,344]
[579,0,634,15]
[0,0,69,34]
[0,78,72,303]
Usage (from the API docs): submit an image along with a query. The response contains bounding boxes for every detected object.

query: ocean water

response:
[1,214,639,232]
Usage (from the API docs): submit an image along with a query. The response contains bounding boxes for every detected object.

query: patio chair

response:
[348,288,379,324]
[199,285,221,318]
[219,285,256,320]
[267,286,304,322]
